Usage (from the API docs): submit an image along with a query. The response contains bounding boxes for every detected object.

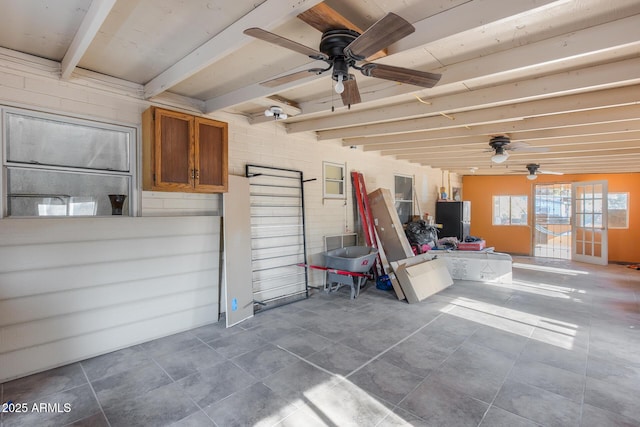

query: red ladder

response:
[351,171,384,277]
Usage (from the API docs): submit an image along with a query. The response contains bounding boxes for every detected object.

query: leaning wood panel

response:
[368,188,414,262]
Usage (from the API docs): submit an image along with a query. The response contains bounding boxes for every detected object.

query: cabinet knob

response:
[195,169,200,179]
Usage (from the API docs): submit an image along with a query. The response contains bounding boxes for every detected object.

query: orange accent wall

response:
[462,172,640,263]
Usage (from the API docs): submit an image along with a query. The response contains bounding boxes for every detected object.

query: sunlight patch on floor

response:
[443,296,577,350]
[486,279,586,300]
[513,262,589,276]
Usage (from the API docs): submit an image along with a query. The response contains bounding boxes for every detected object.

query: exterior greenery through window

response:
[608,192,629,229]
[394,174,414,224]
[493,195,528,225]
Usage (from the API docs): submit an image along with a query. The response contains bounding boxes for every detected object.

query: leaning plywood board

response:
[390,257,453,304]
[368,188,414,262]
[223,175,254,327]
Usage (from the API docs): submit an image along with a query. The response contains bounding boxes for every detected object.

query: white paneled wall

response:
[0,217,221,382]
[142,191,221,216]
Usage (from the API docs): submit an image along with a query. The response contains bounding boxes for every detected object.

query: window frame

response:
[493,195,529,226]
[394,174,414,224]
[1,106,138,218]
[607,192,629,229]
[322,161,346,200]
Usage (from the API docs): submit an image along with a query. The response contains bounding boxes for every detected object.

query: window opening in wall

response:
[2,107,136,217]
[608,192,629,229]
[534,183,571,259]
[394,174,414,224]
[323,161,345,199]
[493,195,528,225]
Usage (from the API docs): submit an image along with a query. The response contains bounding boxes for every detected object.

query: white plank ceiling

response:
[1,0,639,176]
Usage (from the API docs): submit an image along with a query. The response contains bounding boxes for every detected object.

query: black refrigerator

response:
[436,201,471,241]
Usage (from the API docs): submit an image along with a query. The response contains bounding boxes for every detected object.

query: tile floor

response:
[1,256,639,426]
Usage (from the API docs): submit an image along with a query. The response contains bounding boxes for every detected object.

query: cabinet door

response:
[194,117,228,192]
[155,109,194,191]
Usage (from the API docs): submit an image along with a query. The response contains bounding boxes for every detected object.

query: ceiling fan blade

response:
[344,13,414,60]
[360,63,442,88]
[341,76,361,106]
[511,146,550,153]
[244,28,328,61]
[538,169,564,175]
[260,69,322,88]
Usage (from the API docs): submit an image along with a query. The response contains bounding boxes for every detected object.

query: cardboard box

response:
[390,256,453,304]
[457,240,486,251]
[422,251,512,283]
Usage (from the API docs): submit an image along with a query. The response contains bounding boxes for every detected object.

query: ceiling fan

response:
[243,12,442,107]
[488,135,549,163]
[524,163,564,180]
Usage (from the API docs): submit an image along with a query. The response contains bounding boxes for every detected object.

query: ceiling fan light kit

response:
[527,173,538,180]
[491,149,509,164]
[264,106,287,120]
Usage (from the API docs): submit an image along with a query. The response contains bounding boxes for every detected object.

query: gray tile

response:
[508,360,585,402]
[263,360,336,403]
[301,379,393,427]
[377,407,428,427]
[583,376,640,423]
[189,322,242,343]
[205,382,298,427]
[231,344,299,379]
[347,358,423,405]
[3,384,99,427]
[399,377,488,427]
[338,323,407,357]
[479,406,540,427]
[154,343,226,381]
[429,341,516,403]
[418,312,480,340]
[274,403,339,427]
[2,363,87,403]
[139,331,202,358]
[207,329,268,358]
[306,342,372,377]
[103,382,198,427]
[273,330,333,357]
[581,403,640,427]
[380,331,463,378]
[586,354,640,392]
[64,412,109,427]
[303,316,364,343]
[81,346,153,381]
[249,322,305,342]
[176,360,256,407]
[467,324,530,356]
[169,410,215,426]
[494,379,581,427]
[518,338,587,375]
[92,364,172,409]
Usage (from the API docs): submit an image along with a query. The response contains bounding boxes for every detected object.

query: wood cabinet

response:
[142,107,228,193]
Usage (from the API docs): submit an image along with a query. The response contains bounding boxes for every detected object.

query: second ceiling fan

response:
[244,11,442,107]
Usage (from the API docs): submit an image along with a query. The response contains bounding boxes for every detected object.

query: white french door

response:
[571,181,608,265]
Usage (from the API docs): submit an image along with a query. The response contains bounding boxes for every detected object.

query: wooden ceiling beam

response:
[286,14,640,126]
[316,85,640,140]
